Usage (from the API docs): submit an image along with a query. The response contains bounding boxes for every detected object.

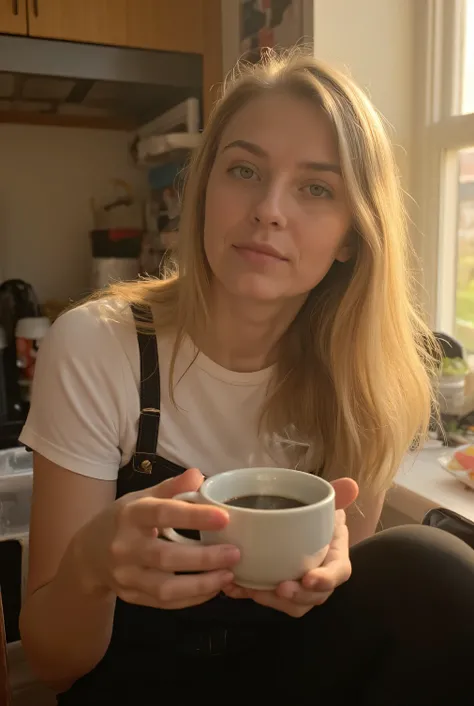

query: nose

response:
[251,185,287,229]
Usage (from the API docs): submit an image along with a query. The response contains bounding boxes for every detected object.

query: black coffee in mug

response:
[225,494,306,510]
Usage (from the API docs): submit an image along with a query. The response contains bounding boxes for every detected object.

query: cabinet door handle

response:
[12,0,18,15]
[32,0,39,17]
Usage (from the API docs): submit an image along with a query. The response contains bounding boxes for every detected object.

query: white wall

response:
[312,0,415,191]
[0,125,145,303]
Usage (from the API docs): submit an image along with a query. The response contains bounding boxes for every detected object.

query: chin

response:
[222,274,285,302]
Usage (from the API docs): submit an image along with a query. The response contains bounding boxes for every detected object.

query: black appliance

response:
[0,279,41,447]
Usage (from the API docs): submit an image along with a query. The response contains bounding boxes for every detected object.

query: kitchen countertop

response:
[388,446,474,523]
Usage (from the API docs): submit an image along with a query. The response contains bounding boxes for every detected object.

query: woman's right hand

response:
[72,468,240,610]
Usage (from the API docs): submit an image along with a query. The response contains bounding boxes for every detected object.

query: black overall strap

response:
[130,304,161,475]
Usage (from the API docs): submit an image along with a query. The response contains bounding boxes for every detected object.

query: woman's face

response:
[204,92,352,304]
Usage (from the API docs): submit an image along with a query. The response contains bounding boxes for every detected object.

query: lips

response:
[233,243,288,261]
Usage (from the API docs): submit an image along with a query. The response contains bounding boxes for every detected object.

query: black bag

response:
[423,507,474,550]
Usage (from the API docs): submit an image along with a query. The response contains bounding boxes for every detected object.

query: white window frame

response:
[414,0,474,334]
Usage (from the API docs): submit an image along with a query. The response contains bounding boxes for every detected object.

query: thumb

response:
[331,477,359,510]
[150,467,205,499]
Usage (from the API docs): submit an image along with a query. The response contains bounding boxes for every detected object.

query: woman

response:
[19,50,473,704]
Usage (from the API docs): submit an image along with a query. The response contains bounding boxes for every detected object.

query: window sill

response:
[387,447,474,523]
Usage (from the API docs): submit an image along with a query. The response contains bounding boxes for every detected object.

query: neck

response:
[197,282,304,372]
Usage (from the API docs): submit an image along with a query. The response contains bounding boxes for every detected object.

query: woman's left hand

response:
[222,478,359,618]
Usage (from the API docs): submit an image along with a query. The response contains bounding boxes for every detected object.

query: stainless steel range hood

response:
[0,34,203,131]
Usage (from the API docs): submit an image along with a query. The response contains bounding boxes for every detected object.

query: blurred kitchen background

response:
[0,2,474,703]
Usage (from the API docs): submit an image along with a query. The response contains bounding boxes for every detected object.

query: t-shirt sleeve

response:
[19,303,131,480]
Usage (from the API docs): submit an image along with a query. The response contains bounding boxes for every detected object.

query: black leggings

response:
[59,525,474,705]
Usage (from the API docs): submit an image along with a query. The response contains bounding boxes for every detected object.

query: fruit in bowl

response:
[440,444,474,490]
[449,446,474,476]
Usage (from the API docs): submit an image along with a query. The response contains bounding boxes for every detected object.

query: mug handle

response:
[161,491,203,545]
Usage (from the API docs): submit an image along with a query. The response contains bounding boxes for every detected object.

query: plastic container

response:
[438,375,466,415]
[0,447,33,477]
[15,316,50,402]
[0,486,32,535]
[0,447,33,537]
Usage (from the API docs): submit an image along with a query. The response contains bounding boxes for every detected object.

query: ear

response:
[335,229,357,263]
[335,244,353,263]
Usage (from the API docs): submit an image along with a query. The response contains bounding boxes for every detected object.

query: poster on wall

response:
[239,0,303,62]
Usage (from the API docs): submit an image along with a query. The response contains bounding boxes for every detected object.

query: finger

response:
[150,467,205,500]
[301,515,350,591]
[224,583,330,610]
[141,537,240,573]
[120,588,222,611]
[278,585,333,606]
[123,496,229,532]
[245,589,312,618]
[115,564,234,604]
[275,580,300,599]
[331,478,359,510]
[149,568,235,603]
[302,553,351,592]
[221,584,251,600]
[274,513,345,597]
[275,580,333,605]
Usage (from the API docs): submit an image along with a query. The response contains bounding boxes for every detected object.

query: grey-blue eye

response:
[230,165,256,180]
[306,184,330,198]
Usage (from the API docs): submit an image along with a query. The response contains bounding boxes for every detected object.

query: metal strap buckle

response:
[133,453,156,474]
[141,407,160,416]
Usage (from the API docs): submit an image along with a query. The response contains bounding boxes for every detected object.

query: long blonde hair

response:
[102,49,438,493]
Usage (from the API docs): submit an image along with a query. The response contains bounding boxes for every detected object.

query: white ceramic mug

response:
[162,467,335,590]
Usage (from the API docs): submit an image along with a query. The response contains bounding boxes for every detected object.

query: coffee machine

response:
[0,279,41,447]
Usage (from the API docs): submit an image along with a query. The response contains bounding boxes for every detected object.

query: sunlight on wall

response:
[462,0,474,114]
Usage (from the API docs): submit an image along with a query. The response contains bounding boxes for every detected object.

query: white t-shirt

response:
[20,299,296,480]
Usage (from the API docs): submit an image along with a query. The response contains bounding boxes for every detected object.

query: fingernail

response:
[280,585,297,599]
[222,583,234,592]
[220,571,234,584]
[220,546,240,562]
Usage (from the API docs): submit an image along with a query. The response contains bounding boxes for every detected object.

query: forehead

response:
[219,92,340,165]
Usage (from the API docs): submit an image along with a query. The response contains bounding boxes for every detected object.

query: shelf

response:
[0,529,28,543]
[134,97,201,166]
[136,131,201,165]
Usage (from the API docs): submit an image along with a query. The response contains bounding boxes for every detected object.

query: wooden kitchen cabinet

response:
[27,0,129,46]
[27,0,204,54]
[124,0,204,54]
[11,0,221,127]
[26,0,222,123]
[0,0,27,35]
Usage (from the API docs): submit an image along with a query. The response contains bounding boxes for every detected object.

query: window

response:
[416,0,474,353]
[456,2,474,351]
[455,148,474,350]
[461,0,474,115]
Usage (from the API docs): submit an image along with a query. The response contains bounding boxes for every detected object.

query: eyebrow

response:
[222,139,342,176]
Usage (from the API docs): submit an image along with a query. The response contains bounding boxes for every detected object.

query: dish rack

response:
[0,447,32,643]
